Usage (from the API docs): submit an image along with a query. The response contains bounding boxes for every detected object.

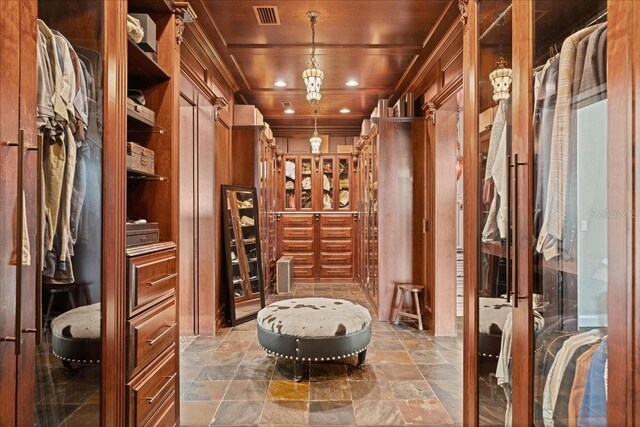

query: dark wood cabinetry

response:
[355,117,422,321]
[276,154,358,282]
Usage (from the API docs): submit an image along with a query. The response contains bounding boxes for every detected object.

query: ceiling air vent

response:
[253,6,280,25]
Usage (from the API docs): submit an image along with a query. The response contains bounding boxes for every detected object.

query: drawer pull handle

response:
[147,323,176,346]
[145,273,177,287]
[145,373,176,404]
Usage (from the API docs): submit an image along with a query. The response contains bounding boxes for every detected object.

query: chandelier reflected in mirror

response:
[302,11,324,104]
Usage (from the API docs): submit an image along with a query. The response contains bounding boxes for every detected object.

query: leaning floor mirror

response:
[222,185,265,325]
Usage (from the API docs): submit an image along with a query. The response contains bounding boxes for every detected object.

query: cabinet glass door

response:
[531,1,608,425]
[322,158,335,210]
[300,157,313,210]
[284,157,297,209]
[476,1,513,424]
[36,1,104,424]
[338,157,350,210]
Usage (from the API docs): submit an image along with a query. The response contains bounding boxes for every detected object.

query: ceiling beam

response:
[226,44,421,56]
[237,88,392,95]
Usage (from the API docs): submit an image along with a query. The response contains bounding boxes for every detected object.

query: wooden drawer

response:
[282,240,313,252]
[144,390,176,427]
[321,215,352,227]
[281,215,313,227]
[128,249,177,317]
[283,252,314,266]
[321,227,352,239]
[128,297,177,377]
[127,345,177,427]
[321,240,352,252]
[321,266,353,278]
[294,265,315,278]
[321,253,353,265]
[282,227,313,239]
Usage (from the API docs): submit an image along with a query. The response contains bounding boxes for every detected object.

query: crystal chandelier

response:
[302,11,324,104]
[310,107,322,154]
[489,57,512,101]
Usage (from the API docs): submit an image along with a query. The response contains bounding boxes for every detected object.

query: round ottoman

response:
[51,303,101,366]
[257,298,372,381]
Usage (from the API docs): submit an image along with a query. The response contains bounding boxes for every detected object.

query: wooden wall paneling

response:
[178,85,197,335]
[608,0,638,424]
[511,1,535,424]
[377,119,416,321]
[103,0,128,423]
[0,1,22,424]
[462,0,479,424]
[214,115,232,332]
[197,94,217,336]
[424,114,436,330]
[16,0,38,424]
[432,103,458,337]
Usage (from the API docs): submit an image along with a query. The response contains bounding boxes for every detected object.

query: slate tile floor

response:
[180,283,463,426]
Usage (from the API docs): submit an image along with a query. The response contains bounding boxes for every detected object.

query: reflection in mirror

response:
[222,186,265,325]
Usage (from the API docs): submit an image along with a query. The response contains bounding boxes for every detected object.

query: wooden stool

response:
[393,284,424,330]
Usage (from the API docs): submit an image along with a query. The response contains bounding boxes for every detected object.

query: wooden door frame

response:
[102,0,128,423]
[608,0,639,424]
[462,0,479,423]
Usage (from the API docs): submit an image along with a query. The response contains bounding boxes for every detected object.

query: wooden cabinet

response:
[462,0,640,425]
[276,154,358,282]
[232,125,278,292]
[355,116,421,320]
[126,243,178,425]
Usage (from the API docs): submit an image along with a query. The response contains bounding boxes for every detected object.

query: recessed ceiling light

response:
[274,80,287,87]
[284,108,295,114]
[339,108,351,114]
[345,80,359,87]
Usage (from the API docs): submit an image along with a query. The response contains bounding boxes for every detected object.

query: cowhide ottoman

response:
[51,303,101,368]
[257,298,372,381]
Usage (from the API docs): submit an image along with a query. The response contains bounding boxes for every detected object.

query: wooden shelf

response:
[127,38,170,82]
[127,168,167,181]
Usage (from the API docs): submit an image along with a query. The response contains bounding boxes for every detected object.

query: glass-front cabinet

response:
[464,0,628,425]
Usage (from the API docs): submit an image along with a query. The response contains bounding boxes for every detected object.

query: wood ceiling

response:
[190,0,459,136]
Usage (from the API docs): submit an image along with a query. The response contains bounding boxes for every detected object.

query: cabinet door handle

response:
[145,273,177,287]
[145,373,176,404]
[147,323,175,346]
[14,129,25,354]
[512,154,519,308]
[506,155,512,305]
[35,134,44,345]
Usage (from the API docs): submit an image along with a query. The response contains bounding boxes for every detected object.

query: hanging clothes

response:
[536,25,599,261]
[482,99,509,242]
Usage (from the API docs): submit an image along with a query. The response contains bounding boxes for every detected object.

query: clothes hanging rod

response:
[479,4,513,41]
[585,9,608,28]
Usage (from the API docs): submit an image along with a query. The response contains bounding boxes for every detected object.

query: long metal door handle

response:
[36,134,44,345]
[512,154,518,308]
[147,323,176,346]
[15,129,25,354]
[505,155,511,304]
[145,373,176,404]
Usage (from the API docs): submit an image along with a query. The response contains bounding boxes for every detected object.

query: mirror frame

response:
[222,185,266,325]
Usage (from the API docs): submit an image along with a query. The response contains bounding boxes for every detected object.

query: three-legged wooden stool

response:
[393,284,424,330]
